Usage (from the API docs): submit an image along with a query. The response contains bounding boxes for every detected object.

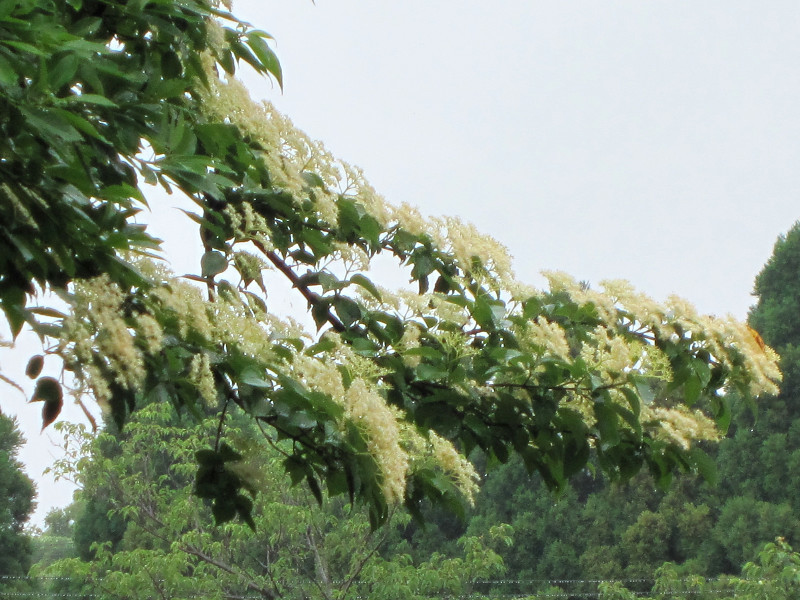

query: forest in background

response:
[3,221,800,599]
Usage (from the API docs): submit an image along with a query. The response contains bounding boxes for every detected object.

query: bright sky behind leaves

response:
[7,0,800,525]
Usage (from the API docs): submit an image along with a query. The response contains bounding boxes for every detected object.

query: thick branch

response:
[252,241,346,333]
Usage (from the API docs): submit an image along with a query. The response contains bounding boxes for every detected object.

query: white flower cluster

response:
[61,276,154,405]
[542,271,781,399]
[191,45,783,491]
[291,353,407,502]
[200,58,519,289]
[647,405,721,450]
[399,422,480,505]
[522,316,572,361]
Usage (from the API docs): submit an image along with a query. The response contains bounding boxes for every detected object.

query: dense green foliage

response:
[0,413,35,581]
[22,217,800,598]
[0,0,780,533]
[0,0,280,338]
[31,407,512,600]
[438,221,800,595]
[0,0,796,596]
[23,215,800,597]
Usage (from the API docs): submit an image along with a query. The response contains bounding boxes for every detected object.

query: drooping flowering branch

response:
[0,0,781,528]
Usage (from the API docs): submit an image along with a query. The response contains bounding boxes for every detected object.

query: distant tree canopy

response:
[750,221,800,405]
[0,413,35,577]
[34,409,512,600]
[0,0,781,528]
[750,222,800,349]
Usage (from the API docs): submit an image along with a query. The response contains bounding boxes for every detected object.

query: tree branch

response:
[252,241,346,333]
[144,565,170,600]
[137,506,280,600]
[338,507,395,597]
[305,525,333,600]
[182,544,280,600]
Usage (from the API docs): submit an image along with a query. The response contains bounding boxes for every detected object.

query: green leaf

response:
[318,271,345,293]
[200,251,227,277]
[687,446,718,485]
[307,337,337,356]
[23,108,82,142]
[333,296,362,328]
[32,377,63,430]
[27,306,68,319]
[307,473,322,505]
[471,296,505,330]
[683,374,702,405]
[288,410,316,429]
[1,40,47,56]
[404,346,443,361]
[712,394,732,434]
[238,368,272,388]
[311,300,331,331]
[349,273,382,301]
[350,337,378,356]
[247,31,283,89]
[235,494,256,530]
[284,456,307,486]
[634,380,655,405]
[0,53,17,86]
[301,171,324,188]
[64,93,118,107]
[212,498,237,524]
[218,442,243,463]
[594,400,620,448]
[415,363,448,382]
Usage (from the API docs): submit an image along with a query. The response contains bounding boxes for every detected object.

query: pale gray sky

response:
[243,0,800,317]
[5,1,800,525]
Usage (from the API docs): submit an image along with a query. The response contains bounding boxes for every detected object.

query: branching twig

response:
[338,507,396,597]
[182,544,280,600]
[144,565,170,600]
[252,240,346,333]
[0,372,26,398]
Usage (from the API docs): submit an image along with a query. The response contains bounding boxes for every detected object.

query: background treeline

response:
[6,222,800,599]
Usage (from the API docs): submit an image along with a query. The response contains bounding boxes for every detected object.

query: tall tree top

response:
[750,222,800,350]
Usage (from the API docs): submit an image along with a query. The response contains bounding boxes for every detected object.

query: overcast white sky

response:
[5,1,800,525]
